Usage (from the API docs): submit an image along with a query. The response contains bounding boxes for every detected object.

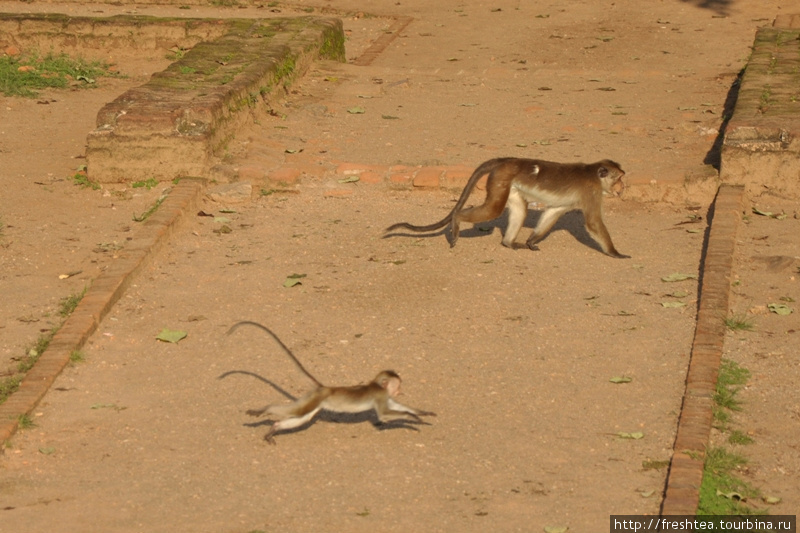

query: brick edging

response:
[0,179,206,448]
[351,16,413,67]
[260,160,714,204]
[660,184,745,515]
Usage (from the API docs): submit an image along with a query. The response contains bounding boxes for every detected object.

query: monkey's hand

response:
[263,428,279,445]
[246,408,268,417]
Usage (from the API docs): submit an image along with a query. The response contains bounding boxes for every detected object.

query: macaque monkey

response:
[226,321,436,444]
[385,157,628,258]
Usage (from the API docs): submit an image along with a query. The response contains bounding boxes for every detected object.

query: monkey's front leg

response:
[379,399,437,423]
[526,206,569,250]
[584,213,629,258]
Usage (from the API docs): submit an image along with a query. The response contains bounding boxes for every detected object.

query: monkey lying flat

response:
[227,321,436,444]
[385,157,628,258]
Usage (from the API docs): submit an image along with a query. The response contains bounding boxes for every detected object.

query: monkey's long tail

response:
[226,321,323,387]
[384,217,452,233]
[383,158,504,234]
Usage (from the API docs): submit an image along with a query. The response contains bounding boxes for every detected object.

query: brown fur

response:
[386,157,628,258]
[227,322,435,444]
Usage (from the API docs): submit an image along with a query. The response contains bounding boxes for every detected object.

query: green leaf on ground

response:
[617,432,644,439]
[661,273,697,282]
[156,329,188,343]
[768,303,792,315]
[284,273,306,288]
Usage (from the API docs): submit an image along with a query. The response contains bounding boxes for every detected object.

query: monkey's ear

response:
[597,166,609,178]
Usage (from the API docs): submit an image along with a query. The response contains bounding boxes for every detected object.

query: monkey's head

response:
[374,370,403,397]
[597,160,625,197]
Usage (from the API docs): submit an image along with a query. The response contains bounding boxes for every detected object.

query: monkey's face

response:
[609,174,625,197]
[385,376,402,397]
[598,163,625,197]
[374,370,403,397]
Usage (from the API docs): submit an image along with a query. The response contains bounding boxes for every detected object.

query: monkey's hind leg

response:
[245,406,269,417]
[451,186,510,247]
[246,402,302,418]
[501,189,528,248]
[262,405,323,444]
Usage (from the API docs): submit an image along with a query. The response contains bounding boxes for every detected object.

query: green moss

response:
[275,55,297,80]
[17,414,35,430]
[0,288,85,405]
[714,359,750,420]
[254,23,277,39]
[59,288,86,317]
[641,459,670,471]
[0,376,22,405]
[728,430,754,446]
[319,24,346,61]
[699,360,763,515]
[0,50,119,97]
[698,448,763,515]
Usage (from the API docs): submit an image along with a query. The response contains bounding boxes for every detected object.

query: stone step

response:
[85,15,344,183]
[721,15,800,197]
[0,12,344,183]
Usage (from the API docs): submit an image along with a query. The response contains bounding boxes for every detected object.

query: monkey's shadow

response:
[218,370,430,438]
[385,209,605,254]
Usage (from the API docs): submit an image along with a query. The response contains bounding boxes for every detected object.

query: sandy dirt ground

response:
[1,0,799,531]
